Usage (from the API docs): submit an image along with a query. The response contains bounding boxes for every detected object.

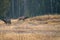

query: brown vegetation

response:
[0,15,60,40]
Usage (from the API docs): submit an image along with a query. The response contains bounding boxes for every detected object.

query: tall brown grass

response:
[0,15,60,40]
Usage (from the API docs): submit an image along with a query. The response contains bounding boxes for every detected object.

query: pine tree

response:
[0,0,11,18]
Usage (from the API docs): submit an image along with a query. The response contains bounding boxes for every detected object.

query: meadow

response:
[0,15,60,40]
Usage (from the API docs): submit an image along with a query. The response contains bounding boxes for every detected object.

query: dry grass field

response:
[0,15,60,40]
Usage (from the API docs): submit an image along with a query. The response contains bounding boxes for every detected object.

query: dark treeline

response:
[0,0,11,17]
[0,0,60,19]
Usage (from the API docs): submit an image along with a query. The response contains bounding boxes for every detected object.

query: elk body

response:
[0,16,11,24]
[18,16,29,20]
[1,18,11,24]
